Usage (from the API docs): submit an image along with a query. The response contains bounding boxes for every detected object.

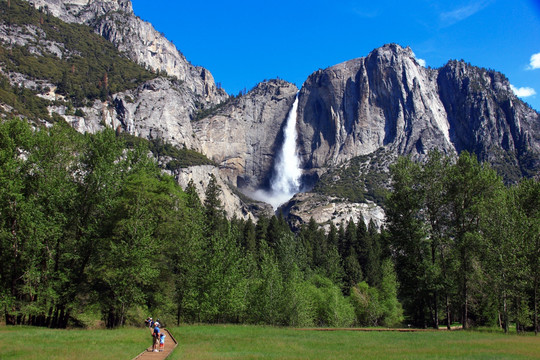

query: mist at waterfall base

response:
[250,97,302,210]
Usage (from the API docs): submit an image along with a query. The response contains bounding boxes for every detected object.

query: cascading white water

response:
[251,96,302,209]
[270,96,302,195]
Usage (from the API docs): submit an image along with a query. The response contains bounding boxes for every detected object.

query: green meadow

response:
[0,326,145,360]
[1,325,539,360]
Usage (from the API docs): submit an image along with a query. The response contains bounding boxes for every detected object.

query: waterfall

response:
[252,96,302,209]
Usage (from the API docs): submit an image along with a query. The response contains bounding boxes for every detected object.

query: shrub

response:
[306,275,355,327]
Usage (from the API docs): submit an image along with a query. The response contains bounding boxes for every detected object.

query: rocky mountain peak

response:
[437,59,540,179]
[366,43,416,63]
[25,0,226,105]
[290,44,539,229]
[297,43,539,176]
[439,59,513,97]
[4,0,540,227]
[297,43,454,172]
[27,0,133,22]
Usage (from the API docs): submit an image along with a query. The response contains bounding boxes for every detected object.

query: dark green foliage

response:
[0,74,52,121]
[0,0,156,107]
[192,97,235,121]
[242,217,257,254]
[152,139,215,169]
[120,133,215,168]
[386,150,539,332]
[518,148,540,179]
[203,174,227,235]
[481,147,522,184]
[2,120,535,332]
[312,148,390,205]
[364,220,383,287]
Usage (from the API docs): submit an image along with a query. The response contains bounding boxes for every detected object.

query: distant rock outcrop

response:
[283,192,385,232]
[437,60,540,178]
[62,77,203,151]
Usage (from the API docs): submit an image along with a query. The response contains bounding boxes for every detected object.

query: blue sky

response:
[131,0,540,111]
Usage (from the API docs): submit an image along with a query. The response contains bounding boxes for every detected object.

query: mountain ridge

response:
[26,0,226,104]
[2,0,539,227]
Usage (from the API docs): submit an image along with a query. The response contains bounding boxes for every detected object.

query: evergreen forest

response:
[0,119,538,334]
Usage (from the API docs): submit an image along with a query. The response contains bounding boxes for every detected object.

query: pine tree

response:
[203,174,225,235]
[184,179,202,210]
[365,219,382,287]
[242,217,257,254]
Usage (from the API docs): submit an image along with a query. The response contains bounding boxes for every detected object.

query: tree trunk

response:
[58,307,65,328]
[446,294,451,330]
[534,275,538,336]
[46,306,53,327]
[433,291,439,329]
[431,238,439,329]
[462,279,468,329]
[177,301,182,326]
[503,295,509,334]
[51,307,59,328]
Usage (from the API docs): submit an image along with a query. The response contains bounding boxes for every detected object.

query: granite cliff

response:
[193,80,298,191]
[290,44,539,227]
[26,0,226,104]
[297,44,539,177]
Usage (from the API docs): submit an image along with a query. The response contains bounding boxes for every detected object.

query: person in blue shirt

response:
[159,333,166,352]
[151,322,160,352]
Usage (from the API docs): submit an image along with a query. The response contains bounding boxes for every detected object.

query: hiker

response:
[145,317,152,328]
[159,333,166,352]
[151,322,160,352]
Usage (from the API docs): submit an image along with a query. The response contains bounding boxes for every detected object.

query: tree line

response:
[0,119,400,329]
[386,151,539,334]
[0,118,538,334]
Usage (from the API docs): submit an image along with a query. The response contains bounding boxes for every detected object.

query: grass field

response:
[1,325,539,359]
[0,326,147,359]
[172,325,540,360]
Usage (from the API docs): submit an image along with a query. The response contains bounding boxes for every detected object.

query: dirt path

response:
[133,328,178,360]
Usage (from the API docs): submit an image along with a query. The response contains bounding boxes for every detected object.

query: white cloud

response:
[440,0,491,27]
[529,53,540,70]
[511,85,536,98]
[411,51,426,67]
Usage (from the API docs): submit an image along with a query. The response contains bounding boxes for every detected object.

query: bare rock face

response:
[437,60,540,178]
[8,2,540,227]
[15,0,262,221]
[297,44,455,171]
[297,44,540,178]
[60,77,202,151]
[292,44,539,227]
[193,80,298,191]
